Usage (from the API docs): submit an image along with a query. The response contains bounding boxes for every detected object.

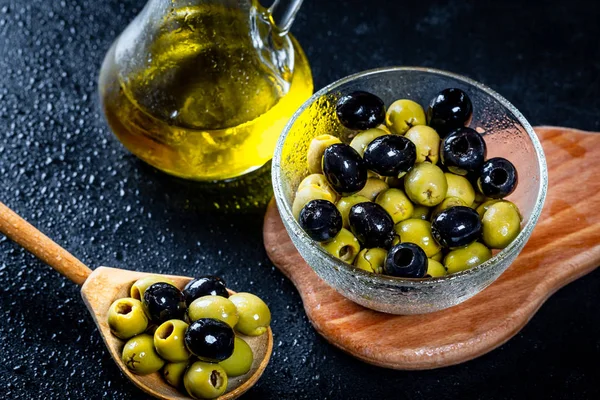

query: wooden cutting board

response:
[263,126,600,370]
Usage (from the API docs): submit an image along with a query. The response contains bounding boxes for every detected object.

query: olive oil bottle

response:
[99,1,313,181]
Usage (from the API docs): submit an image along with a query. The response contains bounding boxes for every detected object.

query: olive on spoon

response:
[0,201,272,400]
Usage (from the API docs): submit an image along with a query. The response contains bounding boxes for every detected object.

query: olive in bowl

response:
[363,135,417,177]
[348,202,395,249]
[322,144,368,195]
[336,91,386,130]
[384,243,428,278]
[431,206,482,248]
[273,67,547,314]
[385,99,426,134]
[427,87,473,136]
[477,157,519,199]
[299,199,343,242]
[440,127,487,176]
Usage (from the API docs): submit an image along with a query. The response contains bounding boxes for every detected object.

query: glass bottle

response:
[99,0,313,181]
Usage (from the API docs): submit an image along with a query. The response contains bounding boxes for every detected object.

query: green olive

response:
[476,199,501,218]
[336,195,371,228]
[307,134,341,174]
[356,178,389,201]
[107,297,148,340]
[476,199,521,220]
[122,334,165,375]
[404,162,448,206]
[430,251,443,262]
[426,258,447,277]
[482,201,522,249]
[130,276,176,301]
[394,219,442,257]
[292,184,336,220]
[298,173,338,201]
[411,204,430,220]
[163,361,189,388]
[188,295,239,328]
[375,188,414,224]
[154,319,191,362]
[445,173,476,206]
[475,199,502,218]
[219,337,253,377]
[385,99,426,134]
[405,125,440,164]
[444,242,492,274]
[431,197,468,220]
[354,248,387,273]
[229,293,271,337]
[321,228,361,263]
[184,361,228,400]
[349,128,387,156]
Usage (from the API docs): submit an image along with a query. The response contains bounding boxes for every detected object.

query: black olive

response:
[322,143,368,195]
[427,88,473,137]
[363,135,417,177]
[431,206,482,248]
[348,202,394,248]
[336,91,386,130]
[183,276,229,306]
[384,243,428,278]
[143,282,186,324]
[184,318,235,362]
[477,157,518,198]
[440,127,487,175]
[299,199,343,242]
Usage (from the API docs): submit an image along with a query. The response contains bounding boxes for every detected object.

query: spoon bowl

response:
[82,267,273,400]
[0,201,273,399]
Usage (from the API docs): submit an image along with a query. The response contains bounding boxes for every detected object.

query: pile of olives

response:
[107,275,271,399]
[294,88,522,278]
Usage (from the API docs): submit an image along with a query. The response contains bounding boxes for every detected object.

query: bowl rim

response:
[272,66,548,287]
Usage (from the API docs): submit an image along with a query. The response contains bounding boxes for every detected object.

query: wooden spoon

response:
[0,201,273,400]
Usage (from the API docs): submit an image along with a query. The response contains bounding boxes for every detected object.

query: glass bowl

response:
[272,67,548,315]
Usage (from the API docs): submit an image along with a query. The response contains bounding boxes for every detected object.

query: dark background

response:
[1,0,599,398]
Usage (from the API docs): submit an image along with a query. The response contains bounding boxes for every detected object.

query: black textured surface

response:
[1,0,599,399]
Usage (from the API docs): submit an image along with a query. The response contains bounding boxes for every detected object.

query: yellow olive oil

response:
[99,4,313,181]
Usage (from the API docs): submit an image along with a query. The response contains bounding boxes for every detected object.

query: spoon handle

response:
[0,201,92,286]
